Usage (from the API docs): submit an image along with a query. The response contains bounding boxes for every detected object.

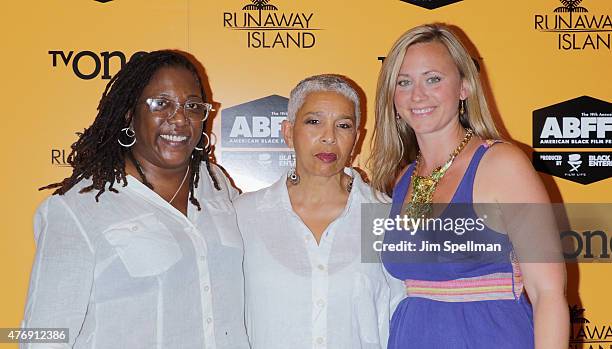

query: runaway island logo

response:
[534,0,612,50]
[223,0,319,49]
[569,305,612,348]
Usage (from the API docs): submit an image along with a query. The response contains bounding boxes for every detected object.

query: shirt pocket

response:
[102,213,183,277]
[206,200,243,249]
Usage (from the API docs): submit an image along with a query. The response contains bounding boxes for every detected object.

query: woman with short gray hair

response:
[286,74,361,124]
[235,74,403,348]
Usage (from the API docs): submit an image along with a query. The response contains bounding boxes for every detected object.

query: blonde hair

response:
[368,23,500,196]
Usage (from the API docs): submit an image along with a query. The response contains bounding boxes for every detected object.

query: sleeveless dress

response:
[382,141,535,348]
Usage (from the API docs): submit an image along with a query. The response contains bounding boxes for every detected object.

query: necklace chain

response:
[405,128,473,218]
[169,165,190,204]
[131,153,190,205]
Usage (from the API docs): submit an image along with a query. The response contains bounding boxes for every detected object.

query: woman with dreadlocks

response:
[21,50,250,348]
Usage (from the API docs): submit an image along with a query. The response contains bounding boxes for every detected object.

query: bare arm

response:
[477,143,569,349]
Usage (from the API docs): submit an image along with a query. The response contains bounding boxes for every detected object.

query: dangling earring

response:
[395,111,401,120]
[459,99,466,117]
[118,126,136,147]
[287,167,300,185]
[194,132,210,152]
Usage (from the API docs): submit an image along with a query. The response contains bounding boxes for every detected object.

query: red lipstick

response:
[315,152,338,163]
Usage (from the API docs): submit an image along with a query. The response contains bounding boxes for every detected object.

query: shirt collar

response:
[258,167,370,212]
[123,171,211,225]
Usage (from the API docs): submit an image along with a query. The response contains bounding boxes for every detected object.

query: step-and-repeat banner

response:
[1,0,611,347]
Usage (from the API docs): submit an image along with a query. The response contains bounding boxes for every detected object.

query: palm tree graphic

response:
[569,305,590,324]
[554,0,588,25]
[242,0,278,26]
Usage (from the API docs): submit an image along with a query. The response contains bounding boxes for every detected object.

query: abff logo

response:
[533,96,612,148]
[221,150,295,192]
[533,151,612,184]
[399,0,463,10]
[221,95,288,148]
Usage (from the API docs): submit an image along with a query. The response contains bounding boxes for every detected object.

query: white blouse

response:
[234,169,404,349]
[22,164,250,349]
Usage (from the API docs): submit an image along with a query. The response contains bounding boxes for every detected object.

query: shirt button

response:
[206,317,213,324]
[203,285,210,292]
[317,264,326,271]
[316,299,325,307]
[131,225,139,232]
[316,337,325,344]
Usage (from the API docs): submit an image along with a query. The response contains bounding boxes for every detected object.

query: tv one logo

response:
[221,95,289,148]
[533,96,612,148]
[533,0,612,50]
[562,229,612,260]
[49,50,147,80]
[222,0,319,49]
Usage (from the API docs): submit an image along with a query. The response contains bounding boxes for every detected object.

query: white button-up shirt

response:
[22,164,250,349]
[235,169,404,349]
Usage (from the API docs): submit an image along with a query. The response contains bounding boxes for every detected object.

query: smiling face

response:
[130,66,204,171]
[283,91,357,178]
[393,41,469,136]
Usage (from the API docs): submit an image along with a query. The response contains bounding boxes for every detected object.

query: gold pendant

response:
[404,128,473,218]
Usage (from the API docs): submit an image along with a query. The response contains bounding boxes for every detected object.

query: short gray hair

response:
[287,74,361,126]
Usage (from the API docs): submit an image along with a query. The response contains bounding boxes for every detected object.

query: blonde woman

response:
[369,24,568,348]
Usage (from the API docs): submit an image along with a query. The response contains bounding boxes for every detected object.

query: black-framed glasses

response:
[145,97,213,122]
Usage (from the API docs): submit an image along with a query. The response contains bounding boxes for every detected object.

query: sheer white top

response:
[235,168,404,349]
[22,164,250,349]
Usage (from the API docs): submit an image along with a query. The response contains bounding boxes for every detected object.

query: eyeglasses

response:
[145,97,213,122]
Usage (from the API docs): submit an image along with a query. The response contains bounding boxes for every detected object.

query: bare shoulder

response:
[475,142,550,203]
[479,142,532,171]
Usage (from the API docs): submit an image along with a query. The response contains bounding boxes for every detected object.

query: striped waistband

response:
[404,271,523,302]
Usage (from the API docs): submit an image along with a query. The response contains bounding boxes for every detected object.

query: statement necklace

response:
[405,128,473,218]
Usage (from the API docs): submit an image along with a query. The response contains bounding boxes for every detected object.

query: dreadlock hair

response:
[40,50,221,209]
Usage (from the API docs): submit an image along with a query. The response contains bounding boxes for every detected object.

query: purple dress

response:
[382,142,534,348]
